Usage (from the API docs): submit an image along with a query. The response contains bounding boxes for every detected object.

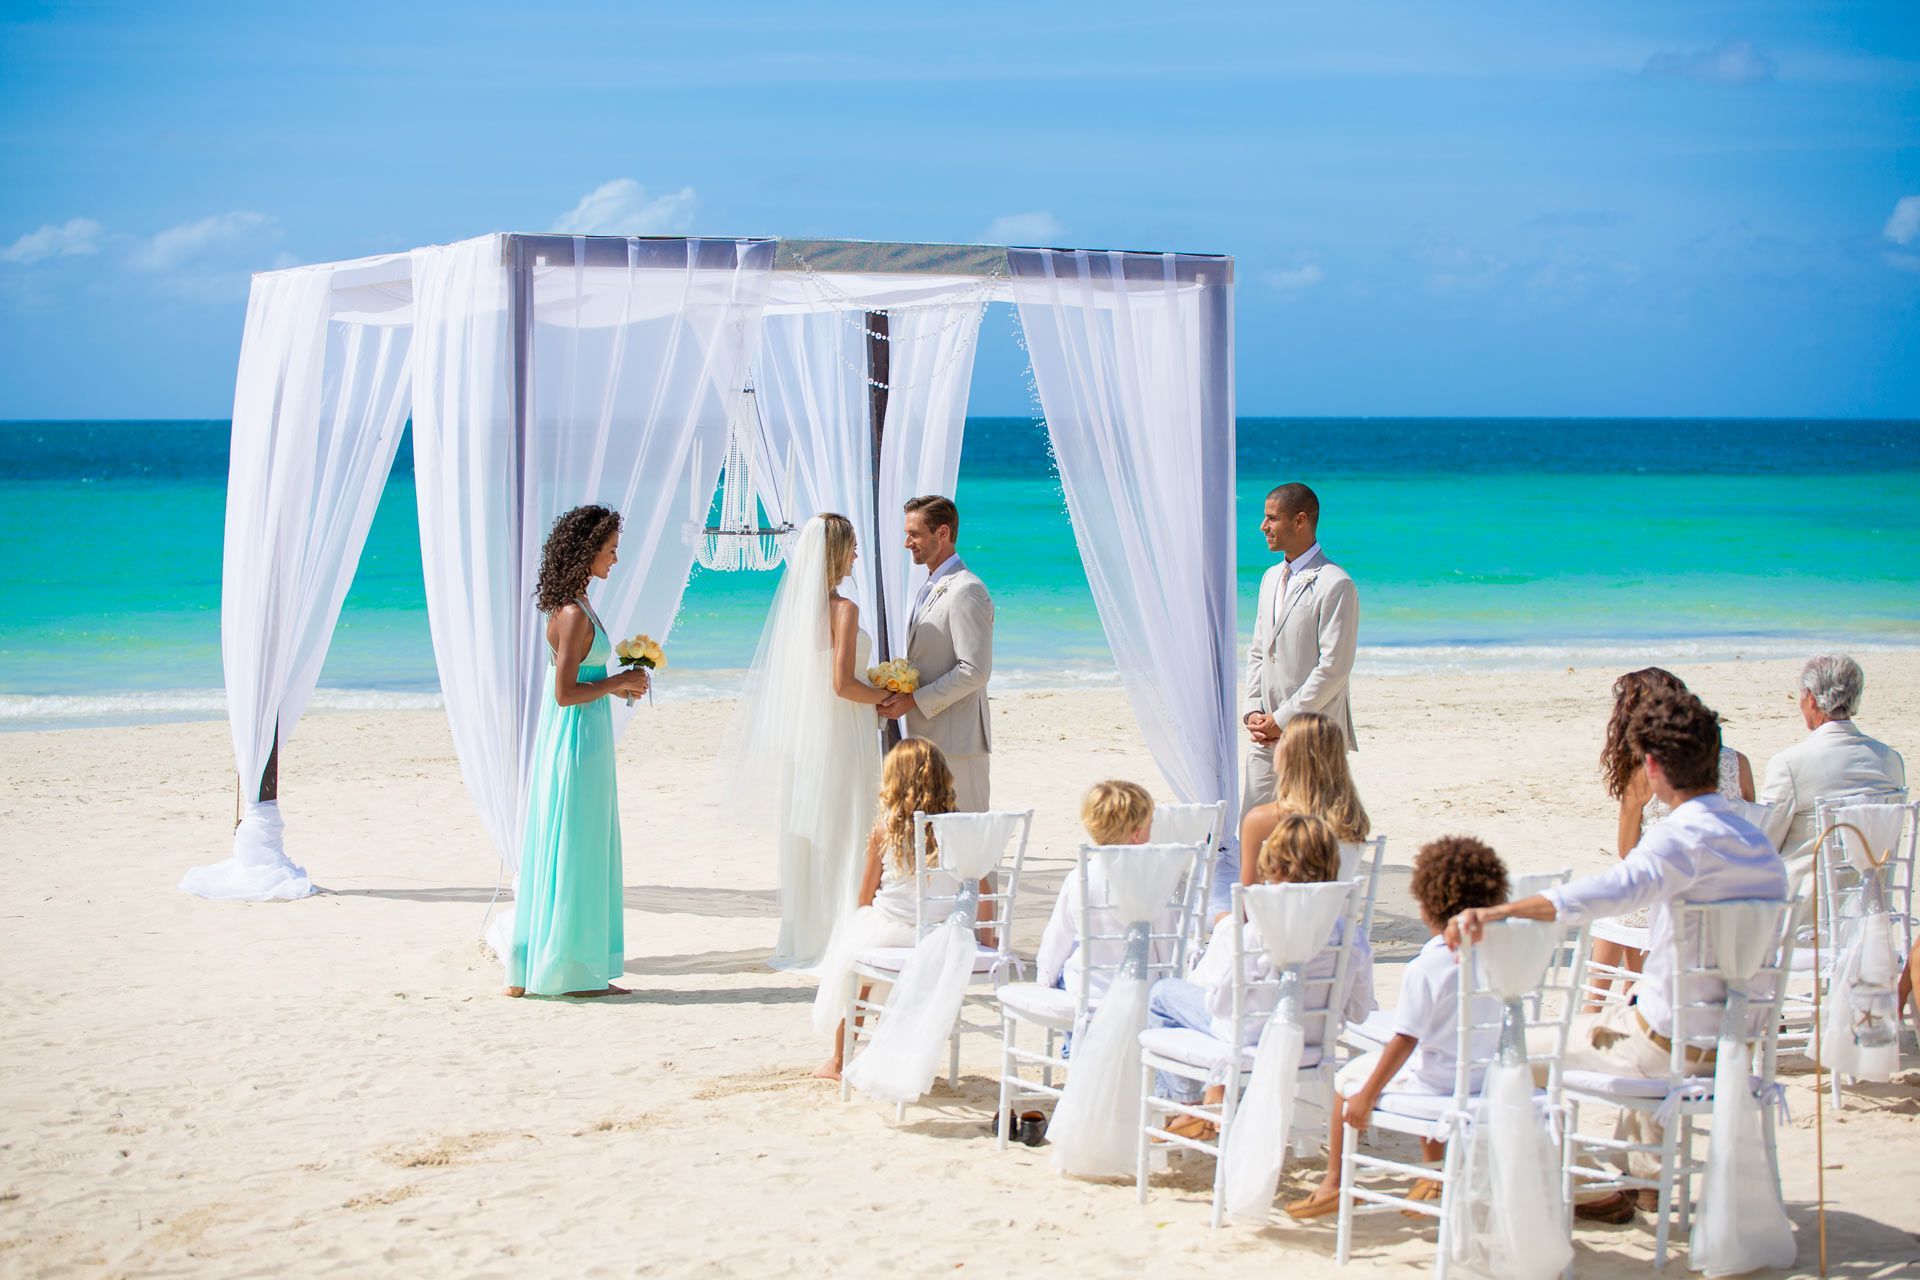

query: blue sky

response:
[1,1,1917,418]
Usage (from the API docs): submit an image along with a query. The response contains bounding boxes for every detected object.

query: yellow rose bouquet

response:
[864,657,921,694]
[613,634,666,706]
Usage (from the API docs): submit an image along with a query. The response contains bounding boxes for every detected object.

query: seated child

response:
[1035,780,1181,1002]
[1286,834,1508,1219]
[812,739,973,1080]
[1146,810,1375,1139]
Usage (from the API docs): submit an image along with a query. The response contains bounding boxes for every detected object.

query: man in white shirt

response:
[1759,654,1907,857]
[1446,687,1788,1222]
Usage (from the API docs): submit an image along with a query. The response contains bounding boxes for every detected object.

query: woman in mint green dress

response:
[505,504,652,998]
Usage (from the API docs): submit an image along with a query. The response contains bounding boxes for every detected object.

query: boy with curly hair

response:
[1287,834,1508,1219]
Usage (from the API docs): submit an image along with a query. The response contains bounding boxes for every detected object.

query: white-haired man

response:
[1759,654,1906,857]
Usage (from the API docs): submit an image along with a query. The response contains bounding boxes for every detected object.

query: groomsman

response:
[1241,482,1359,817]
[881,495,994,811]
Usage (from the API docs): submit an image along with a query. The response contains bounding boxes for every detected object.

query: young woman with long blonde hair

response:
[1237,712,1370,894]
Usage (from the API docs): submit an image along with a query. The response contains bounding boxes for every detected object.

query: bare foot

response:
[811,1060,843,1080]
[1163,1114,1218,1142]
[503,986,525,998]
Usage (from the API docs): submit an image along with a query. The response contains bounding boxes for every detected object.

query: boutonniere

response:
[929,581,953,604]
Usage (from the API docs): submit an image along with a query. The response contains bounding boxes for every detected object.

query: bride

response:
[726,513,889,970]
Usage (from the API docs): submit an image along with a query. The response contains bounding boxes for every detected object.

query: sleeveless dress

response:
[508,598,625,995]
[771,629,882,970]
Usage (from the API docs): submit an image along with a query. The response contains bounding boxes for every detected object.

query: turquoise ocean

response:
[2,417,1917,730]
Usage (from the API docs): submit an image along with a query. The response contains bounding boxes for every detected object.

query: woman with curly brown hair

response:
[504,505,653,999]
[1587,667,1754,1008]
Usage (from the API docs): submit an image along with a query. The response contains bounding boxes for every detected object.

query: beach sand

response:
[3,655,1918,1276]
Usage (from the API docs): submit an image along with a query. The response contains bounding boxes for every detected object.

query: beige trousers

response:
[1530,1002,1712,1181]
[948,754,990,814]
[1241,738,1278,817]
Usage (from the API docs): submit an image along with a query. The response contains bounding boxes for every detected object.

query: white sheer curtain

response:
[875,301,984,658]
[752,301,983,660]
[181,255,414,901]
[1010,249,1237,831]
[752,310,880,620]
[411,234,772,876]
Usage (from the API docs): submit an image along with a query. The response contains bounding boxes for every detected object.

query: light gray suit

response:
[1758,719,1907,857]
[1241,548,1359,815]
[905,561,994,812]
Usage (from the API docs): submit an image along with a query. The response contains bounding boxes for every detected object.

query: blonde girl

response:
[812,740,988,1080]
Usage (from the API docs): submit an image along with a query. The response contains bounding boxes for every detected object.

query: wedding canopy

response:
[182,232,1237,902]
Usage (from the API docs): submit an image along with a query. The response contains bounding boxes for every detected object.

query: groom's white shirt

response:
[910,552,965,629]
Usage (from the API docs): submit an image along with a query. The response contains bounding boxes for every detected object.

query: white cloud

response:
[129,211,278,273]
[981,211,1065,245]
[1640,38,1777,85]
[1,217,105,264]
[552,179,698,235]
[1266,263,1325,292]
[1884,196,1920,246]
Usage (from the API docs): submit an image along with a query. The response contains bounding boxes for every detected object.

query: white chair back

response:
[1073,842,1206,1013]
[1667,898,1795,1077]
[1340,836,1386,943]
[1225,880,1362,1061]
[911,809,1032,974]
[1153,801,1228,964]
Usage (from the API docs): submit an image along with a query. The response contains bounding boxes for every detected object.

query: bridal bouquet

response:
[614,634,666,705]
[866,658,921,693]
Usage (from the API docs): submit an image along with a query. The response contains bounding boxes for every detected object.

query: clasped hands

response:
[1243,710,1281,745]
[611,668,650,699]
[877,691,917,720]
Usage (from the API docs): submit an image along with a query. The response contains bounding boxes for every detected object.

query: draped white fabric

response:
[752,310,879,616]
[1448,921,1573,1280]
[1046,843,1199,1177]
[845,811,1023,1104]
[182,256,414,900]
[1817,803,1906,1080]
[752,300,982,658]
[874,302,984,659]
[1691,902,1796,1277]
[1010,249,1238,870]
[1219,880,1351,1219]
[412,234,773,874]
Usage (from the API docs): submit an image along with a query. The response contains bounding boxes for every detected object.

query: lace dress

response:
[1600,747,1743,941]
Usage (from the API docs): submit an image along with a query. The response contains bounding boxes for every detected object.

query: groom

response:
[880,495,994,811]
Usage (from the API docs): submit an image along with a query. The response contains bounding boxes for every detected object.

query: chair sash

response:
[844,812,1022,1104]
[1047,844,1196,1176]
[1690,901,1796,1277]
[1447,921,1572,1280]
[1219,880,1350,1220]
[1816,807,1904,1081]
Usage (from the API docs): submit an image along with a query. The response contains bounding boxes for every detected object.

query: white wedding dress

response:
[719,517,883,971]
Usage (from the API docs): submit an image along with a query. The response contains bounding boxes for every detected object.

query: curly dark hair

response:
[1600,667,1689,799]
[1410,835,1509,927]
[533,505,622,614]
[1627,687,1723,793]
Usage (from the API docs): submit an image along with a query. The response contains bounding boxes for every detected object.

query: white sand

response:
[4,656,1918,1276]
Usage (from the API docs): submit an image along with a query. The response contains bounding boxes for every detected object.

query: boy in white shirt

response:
[1035,780,1180,1002]
[1287,835,1508,1219]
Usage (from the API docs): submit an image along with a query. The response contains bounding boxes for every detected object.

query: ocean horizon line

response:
[10,632,1915,733]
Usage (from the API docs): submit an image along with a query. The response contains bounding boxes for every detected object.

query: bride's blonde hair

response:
[876,739,957,875]
[820,513,856,590]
